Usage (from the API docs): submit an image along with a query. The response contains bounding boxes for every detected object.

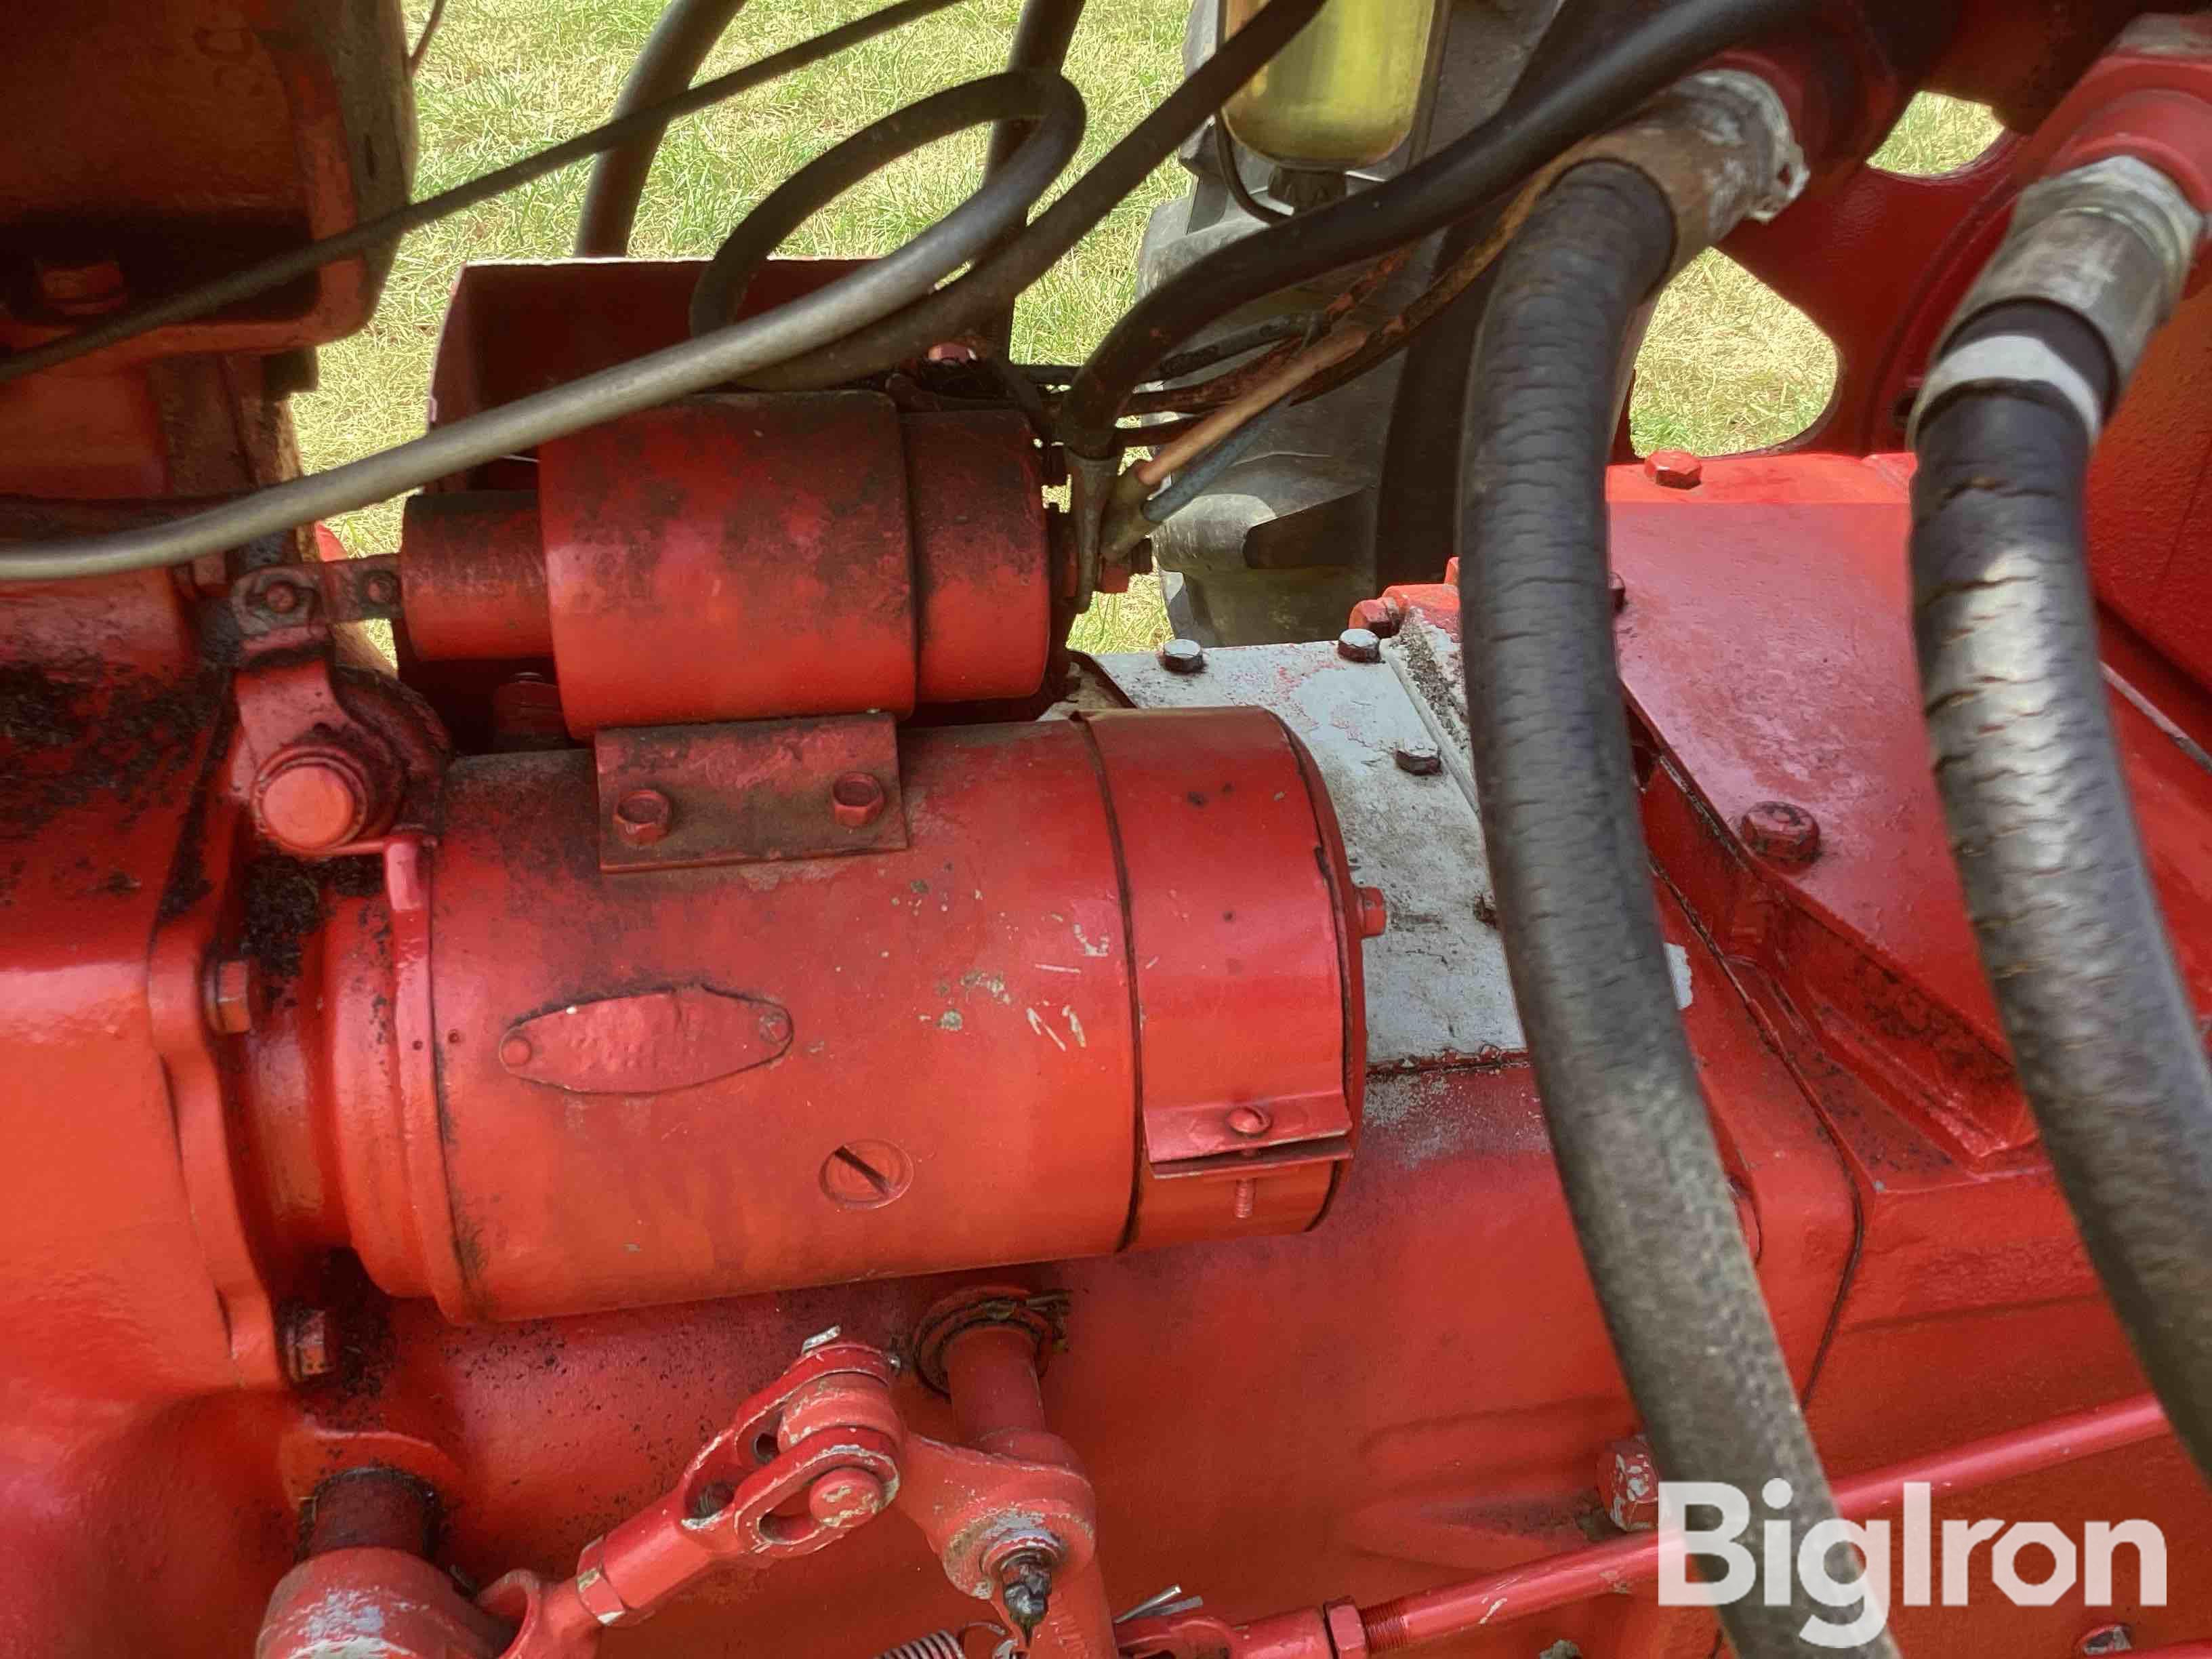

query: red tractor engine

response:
[9,3,2212,1658]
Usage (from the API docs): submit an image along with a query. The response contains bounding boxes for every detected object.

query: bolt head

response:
[1610,570,1629,612]
[1601,1437,1661,1531]
[1393,743,1441,776]
[285,1308,335,1382]
[205,956,255,1035]
[1739,800,1822,867]
[1350,597,1404,638]
[363,571,401,607]
[33,253,127,316]
[831,773,886,830]
[1226,1104,1273,1139]
[499,1033,535,1069]
[1646,449,1704,489]
[758,1008,792,1046]
[1355,884,1389,939]
[255,751,372,855]
[258,581,303,615]
[1158,637,1206,674]
[806,1469,886,1528]
[614,788,674,847]
[1336,627,1382,664]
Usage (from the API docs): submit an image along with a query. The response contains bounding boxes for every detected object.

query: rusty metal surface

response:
[592,714,909,872]
[542,394,919,735]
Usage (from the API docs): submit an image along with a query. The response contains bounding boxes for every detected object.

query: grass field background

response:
[298,0,2003,649]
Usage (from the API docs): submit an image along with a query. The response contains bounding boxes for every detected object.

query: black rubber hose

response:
[733,0,1326,391]
[1463,162,1896,1658]
[575,0,752,256]
[1055,0,1805,459]
[1914,357,2212,1481]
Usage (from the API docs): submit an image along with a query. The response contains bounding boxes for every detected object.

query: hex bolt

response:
[614,787,674,847]
[998,1551,1056,1639]
[1350,596,1404,638]
[805,1468,887,1529]
[1601,1437,1660,1531]
[1226,1104,1272,1139]
[204,956,256,1036]
[283,1307,335,1384]
[1158,637,1206,674]
[1645,449,1704,489]
[831,773,886,830]
[255,752,372,855]
[1393,743,1441,776]
[1356,885,1389,939]
[1739,800,1822,867]
[1337,627,1382,664]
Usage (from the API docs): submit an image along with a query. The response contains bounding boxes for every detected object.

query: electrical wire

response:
[976,0,1088,355]
[690,72,1082,336]
[1214,121,1290,224]
[0,0,1327,581]
[0,70,1081,582]
[0,0,968,386]
[1054,0,1808,460]
[574,0,752,256]
[724,0,1328,390]
[407,0,451,76]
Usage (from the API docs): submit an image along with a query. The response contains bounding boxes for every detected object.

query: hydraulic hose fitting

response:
[1577,67,1809,275]
[1913,155,2206,441]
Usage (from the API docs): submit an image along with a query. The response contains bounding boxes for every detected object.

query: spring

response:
[869,1631,970,1659]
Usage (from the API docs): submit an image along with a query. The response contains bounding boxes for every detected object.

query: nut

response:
[1226,1104,1272,1138]
[614,788,674,848]
[832,773,886,830]
[1356,885,1389,939]
[1393,743,1441,776]
[1601,1436,1660,1532]
[1349,596,1405,638]
[284,1308,335,1383]
[1646,449,1704,489]
[1158,637,1206,674]
[1739,800,1822,867]
[205,956,255,1036]
[1336,628,1382,664]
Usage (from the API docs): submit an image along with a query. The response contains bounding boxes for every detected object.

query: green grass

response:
[295,11,2004,652]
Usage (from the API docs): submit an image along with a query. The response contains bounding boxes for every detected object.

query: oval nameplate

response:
[499,984,792,1094]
